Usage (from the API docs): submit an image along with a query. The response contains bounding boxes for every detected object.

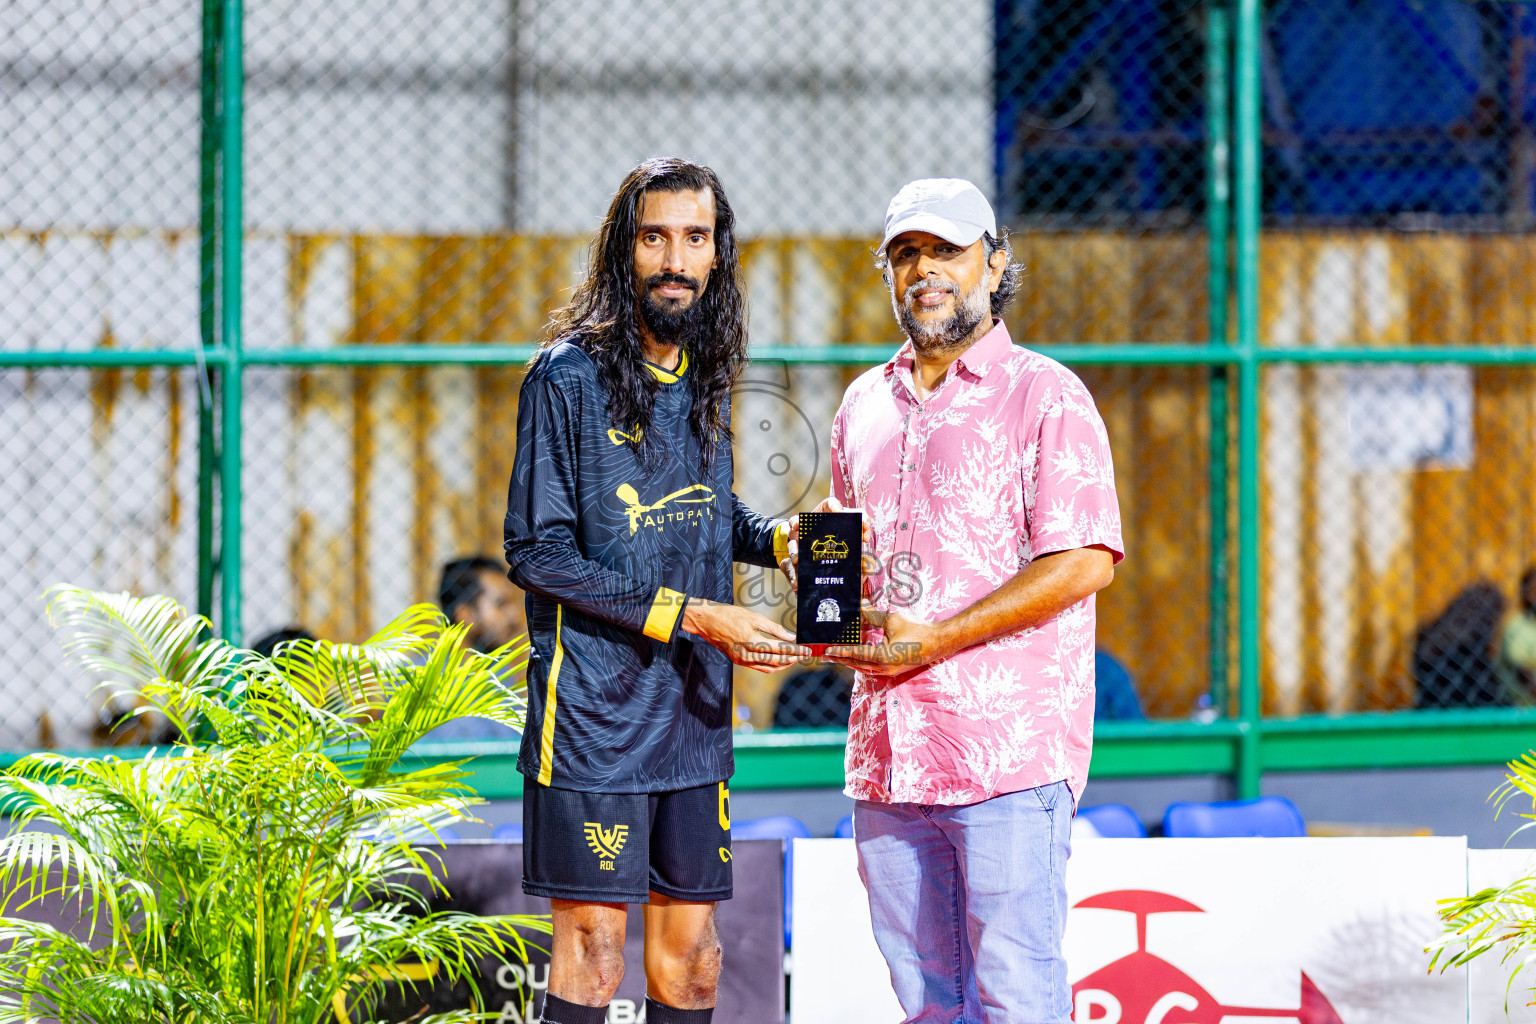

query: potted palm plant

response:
[0,586,549,1023]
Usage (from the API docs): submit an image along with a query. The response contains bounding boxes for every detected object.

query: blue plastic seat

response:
[491,822,523,843]
[1162,796,1306,838]
[833,814,855,839]
[1078,803,1147,838]
[731,816,812,949]
[731,814,813,843]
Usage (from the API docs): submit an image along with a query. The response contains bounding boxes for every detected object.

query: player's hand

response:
[780,497,877,595]
[821,605,952,678]
[681,598,813,673]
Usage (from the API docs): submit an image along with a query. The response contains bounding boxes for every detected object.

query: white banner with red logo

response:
[792,837,1491,1024]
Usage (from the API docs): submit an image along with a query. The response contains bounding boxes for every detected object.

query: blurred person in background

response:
[88,628,331,747]
[252,626,316,658]
[503,158,808,1024]
[1414,581,1512,708]
[440,555,524,653]
[1502,567,1536,700]
[821,178,1122,1024]
[1093,649,1144,721]
[92,693,182,747]
[417,556,525,742]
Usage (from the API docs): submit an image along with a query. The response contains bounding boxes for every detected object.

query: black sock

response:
[644,996,713,1023]
[541,993,610,1024]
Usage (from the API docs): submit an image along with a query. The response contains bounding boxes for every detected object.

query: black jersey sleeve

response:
[504,374,686,641]
[731,493,786,570]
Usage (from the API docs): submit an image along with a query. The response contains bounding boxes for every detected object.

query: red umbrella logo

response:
[1072,890,1345,1023]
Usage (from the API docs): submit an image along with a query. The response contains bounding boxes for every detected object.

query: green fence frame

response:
[7,0,1536,798]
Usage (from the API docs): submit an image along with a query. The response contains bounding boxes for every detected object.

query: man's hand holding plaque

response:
[821,605,957,678]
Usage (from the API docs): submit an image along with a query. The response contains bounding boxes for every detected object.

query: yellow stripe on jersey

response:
[643,587,687,642]
[536,605,566,787]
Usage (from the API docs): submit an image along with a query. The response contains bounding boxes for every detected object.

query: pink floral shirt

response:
[829,320,1123,806]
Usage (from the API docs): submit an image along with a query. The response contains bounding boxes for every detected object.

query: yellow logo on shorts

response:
[584,822,629,870]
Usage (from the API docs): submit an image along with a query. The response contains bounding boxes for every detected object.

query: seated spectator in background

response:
[252,626,316,659]
[773,663,853,728]
[418,555,524,742]
[1502,567,1536,703]
[439,555,523,653]
[1414,582,1512,708]
[93,692,180,747]
[93,625,290,745]
[1094,649,1144,721]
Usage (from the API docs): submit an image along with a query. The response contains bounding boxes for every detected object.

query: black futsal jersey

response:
[504,339,783,794]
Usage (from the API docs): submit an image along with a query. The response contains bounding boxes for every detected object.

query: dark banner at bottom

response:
[374,839,785,1024]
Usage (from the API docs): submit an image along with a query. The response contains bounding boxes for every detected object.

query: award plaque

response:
[796,511,863,648]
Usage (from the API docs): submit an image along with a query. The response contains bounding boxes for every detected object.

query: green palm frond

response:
[0,587,545,1024]
[0,828,123,939]
[352,623,529,784]
[1430,752,1536,1015]
[45,587,245,735]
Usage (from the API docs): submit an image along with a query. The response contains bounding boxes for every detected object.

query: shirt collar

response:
[953,319,1011,377]
[644,347,688,383]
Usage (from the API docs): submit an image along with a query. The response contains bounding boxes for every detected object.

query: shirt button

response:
[899,523,909,530]
[904,464,915,471]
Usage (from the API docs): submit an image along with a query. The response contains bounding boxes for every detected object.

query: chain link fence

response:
[6,1,1536,750]
[1,2,208,750]
[0,367,202,750]
[994,0,1225,723]
[1259,0,1536,713]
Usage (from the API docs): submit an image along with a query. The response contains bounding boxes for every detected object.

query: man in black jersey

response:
[504,158,809,1024]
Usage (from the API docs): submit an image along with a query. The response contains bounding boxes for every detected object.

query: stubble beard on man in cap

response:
[640,270,708,346]
[893,274,992,359]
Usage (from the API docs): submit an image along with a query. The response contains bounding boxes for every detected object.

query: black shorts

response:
[522,779,733,903]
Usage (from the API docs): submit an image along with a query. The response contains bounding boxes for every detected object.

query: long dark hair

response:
[542,158,748,464]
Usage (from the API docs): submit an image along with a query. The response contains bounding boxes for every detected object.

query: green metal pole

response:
[218,0,244,645]
[1234,0,1263,798]
[197,0,222,626]
[1205,0,1232,717]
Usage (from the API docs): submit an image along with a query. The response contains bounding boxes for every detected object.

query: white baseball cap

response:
[879,178,997,255]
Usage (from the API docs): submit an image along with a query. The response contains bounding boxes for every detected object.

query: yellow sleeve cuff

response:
[643,586,688,642]
[773,520,791,564]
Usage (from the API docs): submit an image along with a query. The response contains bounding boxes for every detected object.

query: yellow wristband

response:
[773,520,791,564]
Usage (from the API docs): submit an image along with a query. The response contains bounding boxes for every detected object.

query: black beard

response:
[640,272,707,343]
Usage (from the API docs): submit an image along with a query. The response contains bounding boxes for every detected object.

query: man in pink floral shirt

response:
[821,179,1123,1023]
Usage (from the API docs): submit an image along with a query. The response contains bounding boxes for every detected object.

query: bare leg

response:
[642,892,722,1009]
[549,899,629,1006]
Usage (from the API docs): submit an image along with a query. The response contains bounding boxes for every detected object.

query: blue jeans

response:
[854,782,1073,1024]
